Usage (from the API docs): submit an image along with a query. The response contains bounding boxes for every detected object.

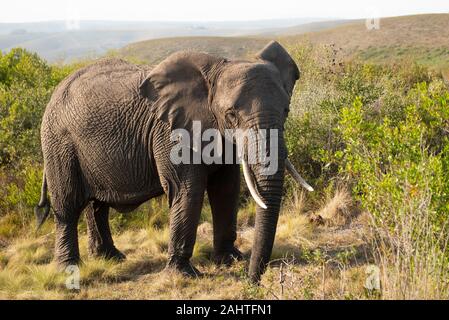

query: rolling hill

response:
[1,14,447,69]
[116,19,364,65]
[117,36,270,65]
[117,14,449,72]
[257,19,358,36]
[0,18,329,62]
[285,14,449,69]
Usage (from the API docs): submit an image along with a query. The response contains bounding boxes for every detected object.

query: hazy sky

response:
[0,0,448,22]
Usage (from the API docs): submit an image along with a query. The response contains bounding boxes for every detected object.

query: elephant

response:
[34,40,313,283]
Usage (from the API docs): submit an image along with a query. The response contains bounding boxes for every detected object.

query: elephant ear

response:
[255,41,300,96]
[139,51,223,133]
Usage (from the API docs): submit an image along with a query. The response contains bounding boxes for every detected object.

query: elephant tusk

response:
[242,158,268,210]
[285,159,314,192]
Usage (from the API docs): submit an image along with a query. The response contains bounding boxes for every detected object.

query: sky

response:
[0,0,448,23]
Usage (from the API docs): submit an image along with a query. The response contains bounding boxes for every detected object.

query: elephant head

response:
[140,41,312,282]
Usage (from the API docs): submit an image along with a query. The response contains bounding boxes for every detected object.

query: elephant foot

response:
[56,257,82,270]
[213,247,243,266]
[166,256,202,278]
[89,246,126,262]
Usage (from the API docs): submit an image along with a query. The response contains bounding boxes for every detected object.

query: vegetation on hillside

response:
[1,41,449,299]
[285,42,449,298]
[285,14,449,71]
[117,36,268,66]
[117,14,449,73]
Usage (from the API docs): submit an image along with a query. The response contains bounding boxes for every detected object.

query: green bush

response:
[331,83,449,298]
[284,43,449,296]
[0,49,77,168]
[285,42,444,196]
[0,49,77,223]
[335,83,449,229]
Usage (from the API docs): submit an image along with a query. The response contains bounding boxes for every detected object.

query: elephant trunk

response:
[248,171,284,283]
[243,132,286,283]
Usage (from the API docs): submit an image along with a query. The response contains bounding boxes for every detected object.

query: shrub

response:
[284,42,449,297]
[334,83,449,298]
[0,49,77,223]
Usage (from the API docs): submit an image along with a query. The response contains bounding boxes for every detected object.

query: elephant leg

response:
[85,201,125,261]
[207,165,242,265]
[54,208,82,267]
[45,144,86,268]
[165,174,207,277]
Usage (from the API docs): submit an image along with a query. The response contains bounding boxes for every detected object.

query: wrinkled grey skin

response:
[36,41,300,283]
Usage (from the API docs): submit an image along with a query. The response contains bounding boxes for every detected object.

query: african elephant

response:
[35,41,313,283]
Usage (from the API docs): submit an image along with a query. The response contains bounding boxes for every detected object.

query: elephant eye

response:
[226,111,237,124]
[284,108,290,116]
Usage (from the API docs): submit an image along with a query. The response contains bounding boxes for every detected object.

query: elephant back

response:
[47,59,150,112]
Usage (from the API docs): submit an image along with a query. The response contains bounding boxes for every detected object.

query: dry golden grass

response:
[2,187,447,299]
[442,68,449,85]
[368,199,449,300]
[312,188,354,227]
[0,190,377,300]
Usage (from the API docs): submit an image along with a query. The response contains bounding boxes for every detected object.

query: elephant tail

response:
[34,169,51,230]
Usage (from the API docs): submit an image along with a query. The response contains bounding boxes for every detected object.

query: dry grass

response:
[368,195,449,300]
[0,191,377,300]
[1,187,447,299]
[442,68,449,85]
[312,188,354,227]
